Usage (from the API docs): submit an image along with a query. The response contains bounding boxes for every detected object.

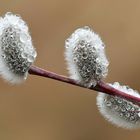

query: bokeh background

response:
[0,0,140,140]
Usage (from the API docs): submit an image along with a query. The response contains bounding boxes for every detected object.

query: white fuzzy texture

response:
[97,82,140,129]
[0,12,37,84]
[65,26,109,87]
[0,60,27,84]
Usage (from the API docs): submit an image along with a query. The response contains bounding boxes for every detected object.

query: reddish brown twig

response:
[29,66,140,106]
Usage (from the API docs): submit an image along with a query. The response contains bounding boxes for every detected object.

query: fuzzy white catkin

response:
[64,26,109,87]
[0,12,37,84]
[97,82,140,129]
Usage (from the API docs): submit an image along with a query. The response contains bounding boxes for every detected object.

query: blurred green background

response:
[0,0,140,140]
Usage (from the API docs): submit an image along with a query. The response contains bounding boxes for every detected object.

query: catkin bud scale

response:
[97,82,140,129]
[65,26,109,87]
[0,12,37,84]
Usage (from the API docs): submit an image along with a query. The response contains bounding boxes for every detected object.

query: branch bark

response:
[29,65,140,106]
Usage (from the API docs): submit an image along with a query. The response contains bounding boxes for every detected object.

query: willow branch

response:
[29,65,140,106]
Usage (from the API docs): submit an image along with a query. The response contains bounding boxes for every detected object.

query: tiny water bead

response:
[83,26,91,30]
[21,52,28,59]
[27,55,35,63]
[97,83,140,129]
[138,111,140,117]
[20,33,29,43]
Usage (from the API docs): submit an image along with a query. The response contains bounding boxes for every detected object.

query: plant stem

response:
[29,66,140,106]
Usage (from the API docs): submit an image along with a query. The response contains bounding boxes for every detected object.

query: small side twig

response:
[29,65,140,106]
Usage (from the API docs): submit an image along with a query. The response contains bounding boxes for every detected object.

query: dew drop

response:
[31,50,37,58]
[119,113,123,117]
[131,107,135,111]
[79,40,85,46]
[86,43,91,48]
[83,26,90,30]
[87,67,91,72]
[20,47,24,52]
[113,82,120,87]
[130,116,135,121]
[106,101,112,107]
[126,104,131,111]
[20,33,28,43]
[121,107,126,112]
[1,54,6,59]
[21,52,28,59]
[128,88,133,93]
[125,113,130,118]
[138,112,140,117]
[8,63,13,70]
[114,105,119,110]
[82,52,88,59]
[65,39,70,48]
[27,55,34,63]
[96,68,102,75]
[110,97,115,103]
[17,18,25,26]
[103,98,107,103]
[95,58,100,63]
[117,99,123,104]
[90,80,97,87]
[73,57,78,63]
[6,12,13,16]
[22,67,28,73]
